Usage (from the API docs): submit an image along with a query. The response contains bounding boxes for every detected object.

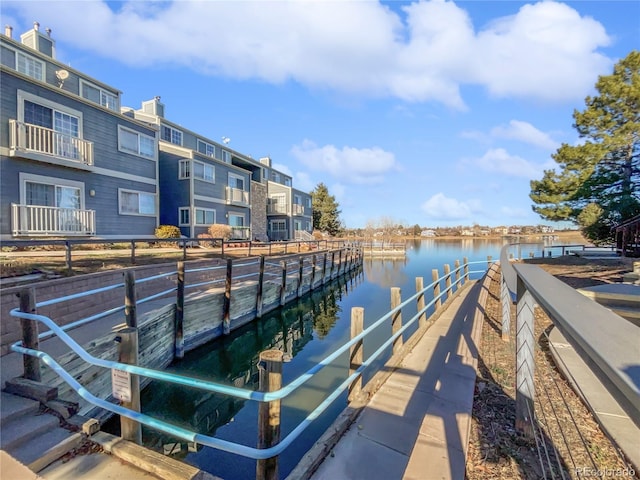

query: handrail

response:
[11,257,490,459]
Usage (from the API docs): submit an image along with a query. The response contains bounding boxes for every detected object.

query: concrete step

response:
[0,411,60,451]
[6,427,82,473]
[1,391,40,426]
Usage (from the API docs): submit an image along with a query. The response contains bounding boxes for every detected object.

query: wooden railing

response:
[267,204,289,215]
[9,120,94,166]
[11,203,96,236]
[226,187,250,205]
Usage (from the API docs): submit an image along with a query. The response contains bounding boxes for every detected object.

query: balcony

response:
[292,204,305,216]
[230,226,251,240]
[9,120,94,167]
[226,187,249,206]
[12,204,96,237]
[267,204,289,215]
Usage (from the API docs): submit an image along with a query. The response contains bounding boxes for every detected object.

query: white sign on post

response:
[111,368,132,403]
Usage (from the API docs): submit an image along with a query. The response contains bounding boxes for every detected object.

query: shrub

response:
[208,224,232,241]
[155,225,181,239]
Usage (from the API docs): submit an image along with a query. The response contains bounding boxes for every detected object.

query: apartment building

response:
[0,23,159,240]
[0,23,313,242]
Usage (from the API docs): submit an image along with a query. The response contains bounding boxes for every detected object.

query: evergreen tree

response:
[530,51,640,243]
[311,183,342,236]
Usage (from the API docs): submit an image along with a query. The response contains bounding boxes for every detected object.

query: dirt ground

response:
[466,256,638,480]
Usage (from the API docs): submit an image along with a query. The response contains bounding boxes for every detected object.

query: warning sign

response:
[111,368,132,402]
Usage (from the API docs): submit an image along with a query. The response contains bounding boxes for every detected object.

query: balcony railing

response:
[230,226,251,240]
[267,204,289,215]
[226,187,249,206]
[9,120,94,166]
[12,204,96,236]
[292,204,305,216]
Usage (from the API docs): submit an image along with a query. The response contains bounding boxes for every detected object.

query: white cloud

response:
[490,120,559,150]
[293,172,315,192]
[501,206,530,219]
[290,140,397,184]
[272,163,292,177]
[464,148,543,178]
[421,193,481,221]
[5,0,612,108]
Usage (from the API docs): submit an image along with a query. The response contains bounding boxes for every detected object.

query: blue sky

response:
[2,1,638,229]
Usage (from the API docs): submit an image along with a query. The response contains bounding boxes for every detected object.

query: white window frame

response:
[16,51,44,81]
[193,160,215,183]
[197,140,215,157]
[79,79,119,111]
[19,172,85,208]
[118,188,156,216]
[228,172,245,190]
[179,207,191,226]
[306,198,312,208]
[221,150,231,164]
[18,90,84,137]
[228,213,245,227]
[179,160,190,179]
[269,220,287,231]
[294,194,302,205]
[161,125,183,146]
[195,208,216,225]
[117,126,156,159]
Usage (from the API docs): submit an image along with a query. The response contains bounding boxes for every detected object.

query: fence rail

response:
[10,253,488,471]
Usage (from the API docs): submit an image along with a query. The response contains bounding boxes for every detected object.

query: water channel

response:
[111,237,579,479]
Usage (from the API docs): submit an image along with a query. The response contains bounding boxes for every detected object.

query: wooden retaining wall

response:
[33,248,362,417]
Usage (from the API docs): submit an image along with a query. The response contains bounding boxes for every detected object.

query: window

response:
[195,209,215,225]
[24,100,80,159]
[294,194,301,205]
[306,221,312,231]
[221,150,231,164]
[17,52,44,81]
[294,220,302,231]
[194,161,215,182]
[26,181,80,209]
[284,178,292,187]
[306,198,312,208]
[179,160,190,179]
[161,125,182,145]
[228,174,245,190]
[270,220,287,231]
[118,126,155,158]
[119,189,156,216]
[80,81,119,111]
[197,140,215,157]
[228,214,245,227]
[179,208,190,225]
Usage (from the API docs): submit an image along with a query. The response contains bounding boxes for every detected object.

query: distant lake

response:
[133,236,583,479]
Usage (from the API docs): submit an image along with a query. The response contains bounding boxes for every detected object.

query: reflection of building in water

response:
[363,258,408,289]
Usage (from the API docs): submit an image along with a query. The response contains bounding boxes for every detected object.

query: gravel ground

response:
[466,256,638,480]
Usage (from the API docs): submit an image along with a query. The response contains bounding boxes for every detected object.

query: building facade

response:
[1,24,312,242]
[0,23,159,240]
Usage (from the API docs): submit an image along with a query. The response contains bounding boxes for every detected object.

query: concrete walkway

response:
[307,279,487,480]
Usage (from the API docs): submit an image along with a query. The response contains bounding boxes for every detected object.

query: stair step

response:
[0,392,40,426]
[0,412,60,451]
[7,427,82,473]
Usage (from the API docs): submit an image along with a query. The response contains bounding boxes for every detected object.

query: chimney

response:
[20,21,56,59]
[46,28,52,37]
[4,25,12,39]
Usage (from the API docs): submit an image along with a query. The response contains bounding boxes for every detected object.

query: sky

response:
[2,1,638,229]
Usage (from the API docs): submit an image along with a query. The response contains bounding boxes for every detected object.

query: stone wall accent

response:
[251,181,269,242]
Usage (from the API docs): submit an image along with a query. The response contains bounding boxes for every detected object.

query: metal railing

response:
[11,203,96,236]
[292,204,305,216]
[9,119,94,166]
[225,187,250,205]
[10,255,489,463]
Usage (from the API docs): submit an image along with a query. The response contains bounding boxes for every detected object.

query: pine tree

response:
[311,183,342,236]
[530,51,640,243]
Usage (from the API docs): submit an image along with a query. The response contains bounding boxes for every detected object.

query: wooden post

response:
[391,287,403,355]
[454,259,460,286]
[124,270,137,328]
[337,250,343,275]
[223,258,232,335]
[501,274,511,341]
[249,241,253,257]
[515,275,535,438]
[415,277,426,328]
[297,257,304,298]
[256,350,283,480]
[487,255,493,270]
[221,240,225,256]
[256,256,265,318]
[182,239,187,260]
[175,261,185,359]
[65,240,72,274]
[280,261,287,306]
[463,257,469,283]
[444,264,452,300]
[330,251,335,279]
[432,269,441,311]
[348,307,364,402]
[311,255,317,290]
[18,288,40,381]
[130,240,136,265]
[118,327,142,444]
[322,253,327,284]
